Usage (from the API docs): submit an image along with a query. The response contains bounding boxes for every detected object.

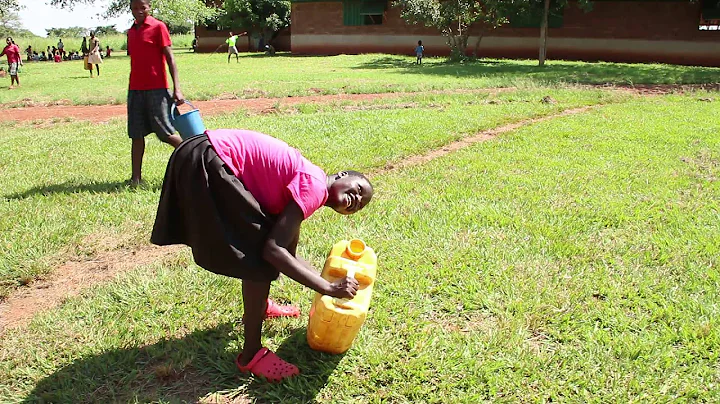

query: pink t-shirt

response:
[207,129,328,219]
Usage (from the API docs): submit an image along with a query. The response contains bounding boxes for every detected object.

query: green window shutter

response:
[343,0,363,26]
[703,9,720,20]
[360,1,386,15]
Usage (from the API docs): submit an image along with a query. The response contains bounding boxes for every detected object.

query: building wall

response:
[194,25,291,53]
[291,1,720,66]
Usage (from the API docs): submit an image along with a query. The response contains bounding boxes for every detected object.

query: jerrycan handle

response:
[333,266,356,307]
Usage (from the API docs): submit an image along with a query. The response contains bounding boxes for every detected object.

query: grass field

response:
[1,51,719,107]
[0,54,719,402]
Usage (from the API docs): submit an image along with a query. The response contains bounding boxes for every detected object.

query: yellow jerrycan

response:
[307,239,377,354]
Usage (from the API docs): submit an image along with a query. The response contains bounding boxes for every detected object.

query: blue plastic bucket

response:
[171,101,206,140]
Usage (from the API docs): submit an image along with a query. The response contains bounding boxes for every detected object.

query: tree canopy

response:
[0,10,33,37]
[218,0,291,40]
[0,0,21,17]
[393,0,526,60]
[49,0,219,28]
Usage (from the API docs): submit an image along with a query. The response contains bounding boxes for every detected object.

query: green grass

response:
[1,53,718,106]
[1,90,720,401]
[0,88,623,298]
[1,53,719,401]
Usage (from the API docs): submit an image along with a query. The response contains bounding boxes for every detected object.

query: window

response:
[344,0,386,26]
[700,0,720,30]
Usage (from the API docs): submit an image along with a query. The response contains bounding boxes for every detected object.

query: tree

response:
[393,0,479,60]
[393,0,526,61]
[218,0,291,44]
[93,24,121,35]
[0,0,21,17]
[46,26,88,38]
[50,0,220,28]
[534,0,592,66]
[0,9,23,37]
[470,1,526,58]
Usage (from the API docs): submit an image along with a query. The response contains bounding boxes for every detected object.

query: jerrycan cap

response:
[346,239,366,259]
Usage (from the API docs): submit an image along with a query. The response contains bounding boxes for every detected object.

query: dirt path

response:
[371,105,597,175]
[1,83,716,124]
[0,89,511,123]
[0,104,602,333]
[0,245,182,333]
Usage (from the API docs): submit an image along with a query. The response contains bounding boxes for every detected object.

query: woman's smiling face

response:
[327,172,373,215]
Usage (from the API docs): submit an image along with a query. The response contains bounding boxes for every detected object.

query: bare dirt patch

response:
[599,83,720,95]
[0,244,182,333]
[0,89,513,124]
[373,106,596,175]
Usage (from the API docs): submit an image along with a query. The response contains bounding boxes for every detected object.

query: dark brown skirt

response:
[151,135,280,282]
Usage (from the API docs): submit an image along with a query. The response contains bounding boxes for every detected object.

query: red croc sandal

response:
[265,299,300,318]
[236,348,300,382]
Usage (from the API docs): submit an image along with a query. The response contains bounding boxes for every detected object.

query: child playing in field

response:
[151,129,373,382]
[1,37,22,88]
[224,31,247,63]
[415,40,424,65]
[127,0,185,186]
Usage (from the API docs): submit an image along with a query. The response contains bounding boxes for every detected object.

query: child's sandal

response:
[265,298,300,318]
[236,348,300,382]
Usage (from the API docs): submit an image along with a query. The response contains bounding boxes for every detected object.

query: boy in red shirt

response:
[1,37,22,88]
[127,0,184,186]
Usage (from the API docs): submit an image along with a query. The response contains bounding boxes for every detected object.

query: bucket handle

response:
[170,101,197,121]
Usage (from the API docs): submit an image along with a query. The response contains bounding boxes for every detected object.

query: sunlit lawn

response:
[1,85,719,401]
[1,51,718,107]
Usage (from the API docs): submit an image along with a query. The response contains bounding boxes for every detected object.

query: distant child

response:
[1,37,22,88]
[191,35,198,52]
[87,31,102,77]
[105,45,112,58]
[224,31,247,63]
[415,40,424,65]
[53,51,61,63]
[127,0,185,185]
[151,129,373,382]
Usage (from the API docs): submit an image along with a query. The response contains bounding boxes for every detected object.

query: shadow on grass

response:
[24,323,343,403]
[4,180,161,200]
[352,56,720,85]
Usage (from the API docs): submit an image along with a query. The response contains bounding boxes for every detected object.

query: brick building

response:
[290,0,720,66]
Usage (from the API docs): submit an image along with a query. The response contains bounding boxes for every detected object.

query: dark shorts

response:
[127,89,176,140]
[151,135,280,282]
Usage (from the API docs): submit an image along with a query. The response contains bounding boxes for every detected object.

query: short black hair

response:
[345,170,371,184]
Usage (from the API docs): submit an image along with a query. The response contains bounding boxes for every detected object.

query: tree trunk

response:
[539,0,550,66]
[472,27,485,59]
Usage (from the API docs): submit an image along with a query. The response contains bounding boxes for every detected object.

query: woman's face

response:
[6,38,11,45]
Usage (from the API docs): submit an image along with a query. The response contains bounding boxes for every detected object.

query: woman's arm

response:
[262,201,357,298]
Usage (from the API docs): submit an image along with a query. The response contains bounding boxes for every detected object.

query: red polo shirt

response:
[127,15,172,90]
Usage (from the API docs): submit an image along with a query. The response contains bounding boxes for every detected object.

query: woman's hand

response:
[324,277,359,299]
